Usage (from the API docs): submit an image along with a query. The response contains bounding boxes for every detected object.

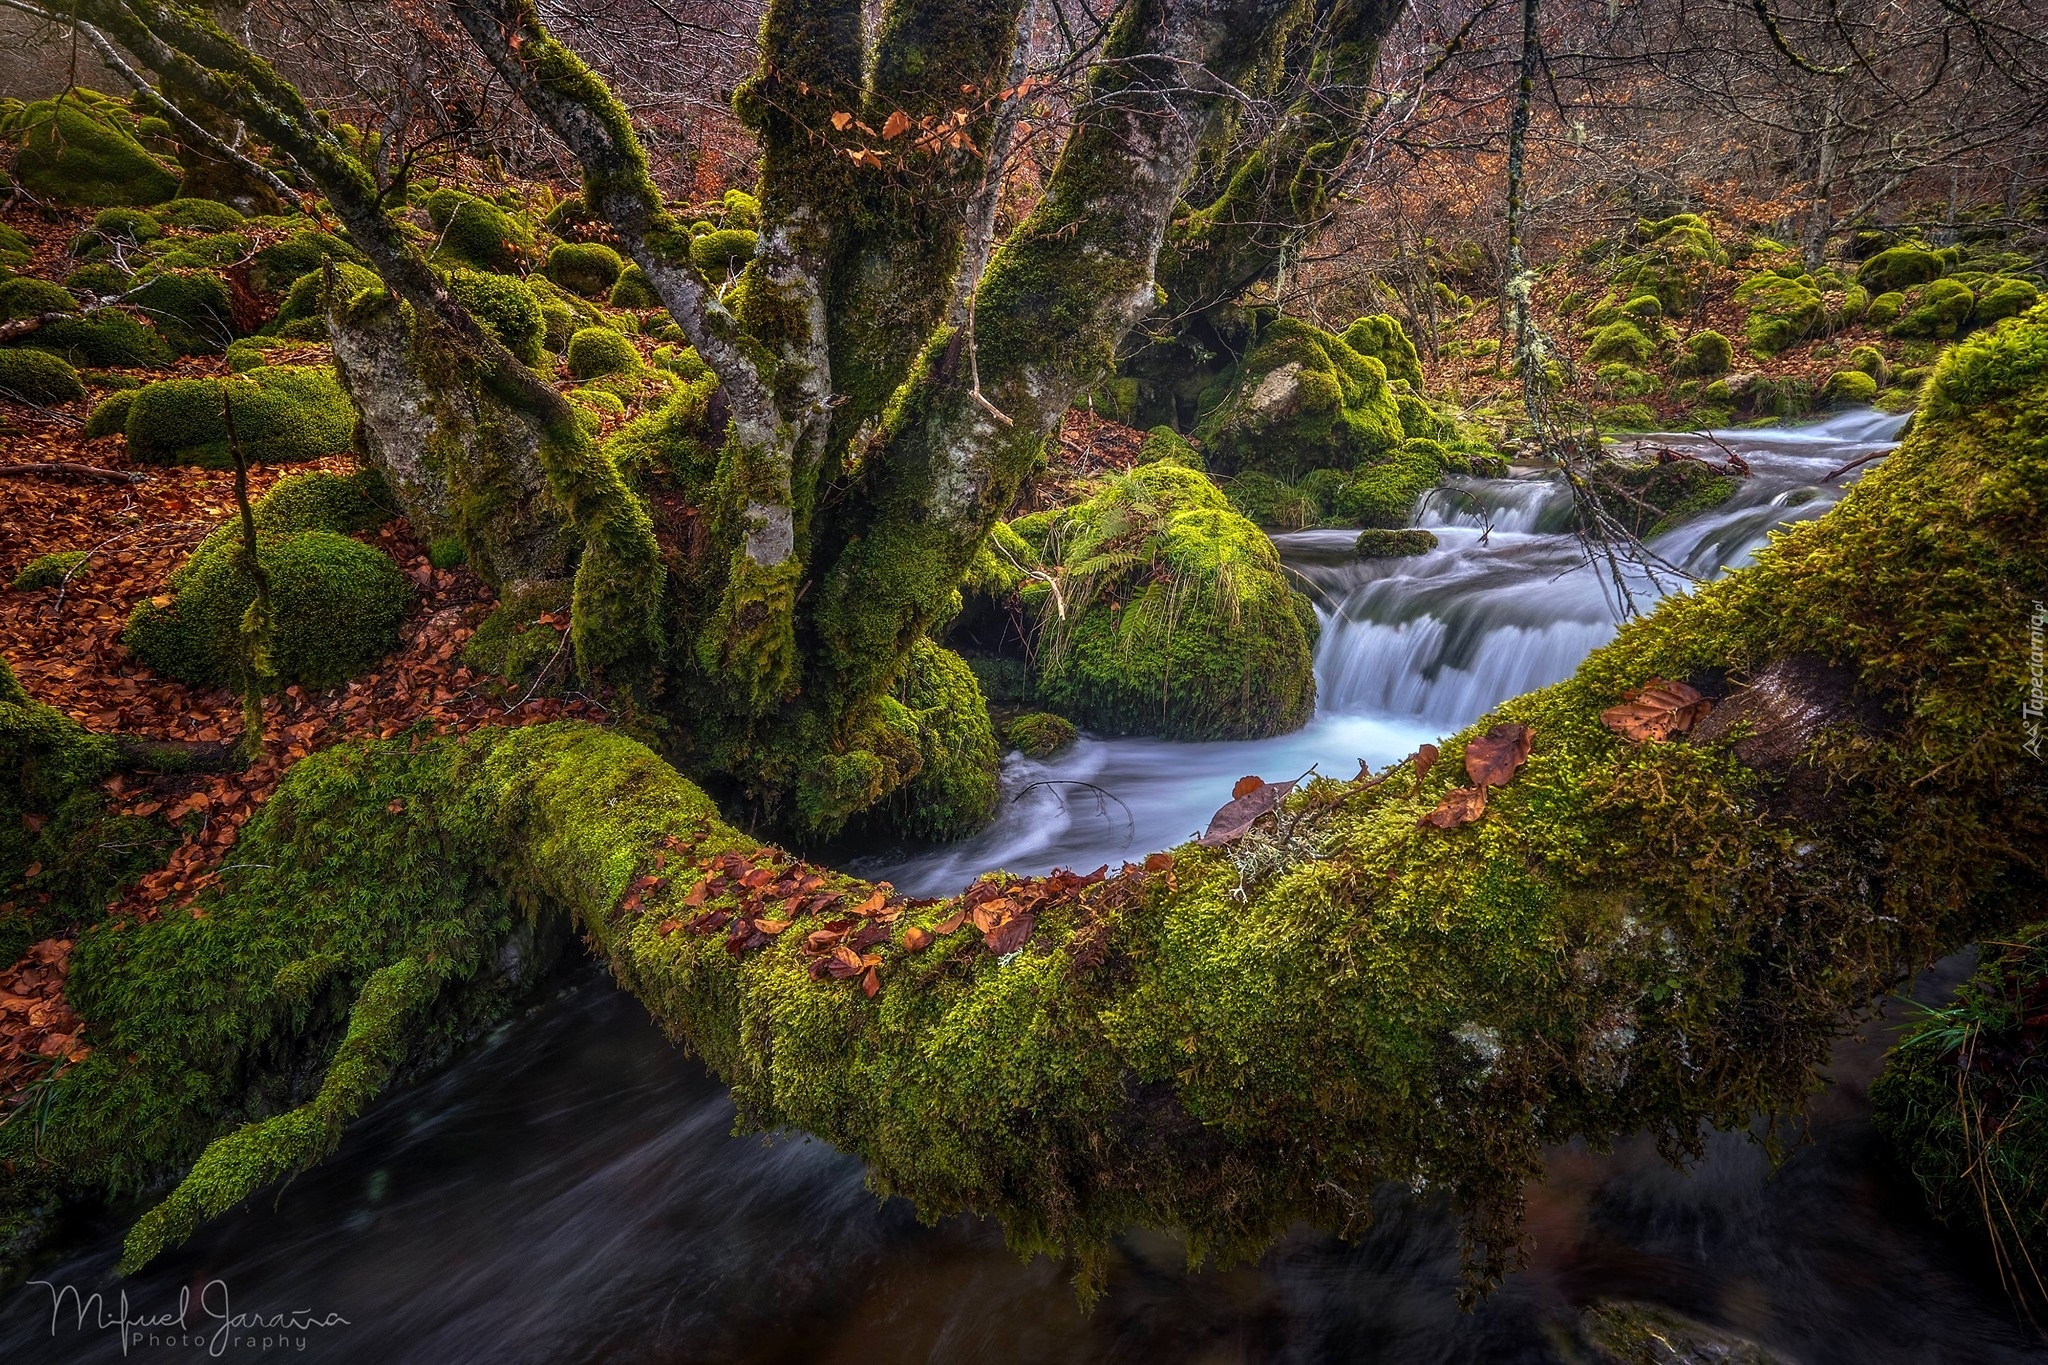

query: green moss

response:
[63,262,128,298]
[125,367,357,467]
[1866,290,1905,327]
[1005,711,1077,757]
[1224,469,1317,529]
[1734,272,1823,355]
[1856,245,1942,294]
[0,277,76,323]
[609,263,660,308]
[83,207,161,249]
[1590,456,1738,536]
[1354,527,1438,557]
[544,241,624,298]
[870,640,1002,841]
[1338,314,1423,386]
[445,270,547,367]
[688,228,757,280]
[249,229,368,295]
[1975,277,2040,327]
[159,197,245,232]
[11,308,169,368]
[0,348,85,404]
[1671,329,1733,378]
[123,530,409,689]
[463,581,572,697]
[1821,369,1879,405]
[127,269,235,354]
[1844,343,1889,383]
[567,325,640,380]
[720,188,760,230]
[186,467,393,564]
[83,388,134,437]
[10,94,178,206]
[0,223,29,266]
[1583,319,1656,366]
[11,549,89,591]
[1344,438,1451,528]
[224,335,317,373]
[1194,317,1404,478]
[423,188,533,273]
[1890,279,1976,340]
[1024,462,1317,739]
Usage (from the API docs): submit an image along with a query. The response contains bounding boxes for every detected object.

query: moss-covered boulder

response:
[9,94,178,206]
[11,549,89,591]
[124,367,357,467]
[11,308,169,367]
[123,530,409,689]
[1890,279,1976,340]
[249,228,369,295]
[1855,245,1942,294]
[1016,462,1317,740]
[158,198,245,232]
[274,260,382,336]
[1338,313,1423,386]
[874,640,1002,841]
[1589,455,1738,537]
[0,348,86,405]
[609,262,660,308]
[1344,438,1457,528]
[1734,272,1823,354]
[84,388,134,437]
[1976,277,2041,326]
[1866,290,1905,327]
[567,325,639,380]
[126,269,235,354]
[0,276,77,323]
[1820,369,1879,405]
[423,188,532,273]
[1583,319,1655,366]
[1005,711,1077,758]
[687,228,757,280]
[1193,317,1404,478]
[544,241,623,298]
[1672,329,1733,378]
[1354,528,1438,557]
[445,270,546,367]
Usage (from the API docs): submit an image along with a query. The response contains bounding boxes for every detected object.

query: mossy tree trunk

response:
[24,319,2045,1292]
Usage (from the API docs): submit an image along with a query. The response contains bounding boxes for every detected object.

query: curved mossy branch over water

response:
[11,311,2044,1293]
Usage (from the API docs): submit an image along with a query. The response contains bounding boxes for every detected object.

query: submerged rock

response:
[1354,528,1439,558]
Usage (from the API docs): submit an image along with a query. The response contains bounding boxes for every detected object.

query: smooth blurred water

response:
[12,409,2030,1365]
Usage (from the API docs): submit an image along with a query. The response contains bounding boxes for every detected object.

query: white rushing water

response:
[874,409,1909,896]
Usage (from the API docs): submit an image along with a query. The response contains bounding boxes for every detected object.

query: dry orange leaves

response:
[1600,678,1713,742]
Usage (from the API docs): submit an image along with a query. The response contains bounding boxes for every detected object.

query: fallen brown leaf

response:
[1464,723,1533,788]
[1198,779,1297,847]
[1419,784,1488,829]
[1599,678,1712,743]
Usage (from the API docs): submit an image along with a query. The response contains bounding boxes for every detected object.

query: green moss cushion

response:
[126,270,235,354]
[883,640,1002,840]
[8,309,169,367]
[567,326,639,380]
[0,348,86,405]
[158,198,245,232]
[123,531,409,690]
[1194,316,1407,478]
[10,95,178,206]
[125,367,357,467]
[445,270,546,367]
[1025,462,1317,740]
[0,277,78,323]
[423,189,533,273]
[544,242,624,298]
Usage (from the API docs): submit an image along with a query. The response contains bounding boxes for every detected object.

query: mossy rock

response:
[125,367,357,467]
[1865,290,1905,327]
[609,263,660,308]
[186,468,393,563]
[10,95,178,206]
[687,228,757,280]
[445,270,546,367]
[1224,470,1317,530]
[1338,314,1423,386]
[877,639,1002,842]
[1025,462,1317,740]
[10,308,169,368]
[0,276,77,323]
[224,335,317,373]
[127,269,235,354]
[158,198,245,232]
[1193,316,1404,478]
[1583,319,1655,366]
[567,326,639,380]
[1734,273,1823,355]
[1345,438,1454,528]
[78,207,161,252]
[62,262,131,299]
[463,582,572,696]
[1820,369,1879,405]
[1843,343,1889,383]
[1005,711,1077,758]
[0,222,30,267]
[84,387,134,437]
[11,549,89,591]
[1889,279,1975,340]
[1855,245,1942,294]
[423,188,532,273]
[1354,528,1438,558]
[123,530,409,690]
[274,260,384,337]
[719,188,760,230]
[0,348,86,405]
[544,241,623,298]
[1975,277,2040,326]
[1671,329,1733,378]
[249,229,368,295]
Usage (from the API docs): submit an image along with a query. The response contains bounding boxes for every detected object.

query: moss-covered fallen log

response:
[6,311,2046,1295]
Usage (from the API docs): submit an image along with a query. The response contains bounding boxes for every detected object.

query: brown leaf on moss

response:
[1464,723,1533,788]
[1198,779,1296,847]
[881,110,911,140]
[971,898,1014,935]
[1231,774,1263,799]
[902,926,931,952]
[982,912,1036,955]
[1413,742,1439,782]
[1600,679,1712,742]
[934,910,968,935]
[753,918,789,936]
[1144,852,1174,874]
[827,945,864,978]
[861,966,880,998]
[1419,784,1488,829]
